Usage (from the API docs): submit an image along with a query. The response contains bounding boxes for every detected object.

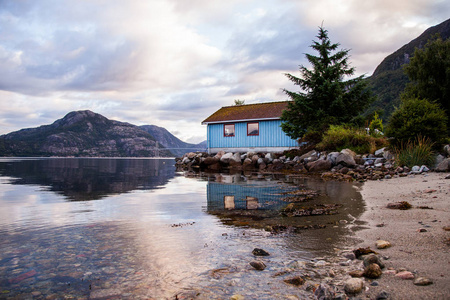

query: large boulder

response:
[307,159,332,172]
[435,158,450,172]
[203,156,219,165]
[341,148,356,158]
[220,152,234,164]
[229,152,242,166]
[336,152,356,168]
[327,152,340,166]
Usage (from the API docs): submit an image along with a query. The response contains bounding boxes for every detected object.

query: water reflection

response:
[0,158,175,201]
[0,158,365,299]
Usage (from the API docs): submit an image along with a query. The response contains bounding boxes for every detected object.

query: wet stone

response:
[413,277,433,286]
[252,248,270,256]
[249,261,266,271]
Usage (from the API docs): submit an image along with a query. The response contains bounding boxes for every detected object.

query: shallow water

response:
[0,158,364,299]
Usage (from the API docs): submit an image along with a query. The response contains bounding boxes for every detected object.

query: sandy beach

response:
[354,172,450,299]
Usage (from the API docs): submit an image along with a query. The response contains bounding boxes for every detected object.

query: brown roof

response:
[202,101,290,124]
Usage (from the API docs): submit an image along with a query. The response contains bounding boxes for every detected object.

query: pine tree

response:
[281,27,374,140]
[403,35,450,122]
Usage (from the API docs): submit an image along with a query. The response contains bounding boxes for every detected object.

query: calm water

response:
[0,158,364,299]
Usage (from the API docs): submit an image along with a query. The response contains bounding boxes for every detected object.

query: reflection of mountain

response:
[0,158,176,201]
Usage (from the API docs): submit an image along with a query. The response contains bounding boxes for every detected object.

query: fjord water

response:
[0,158,364,299]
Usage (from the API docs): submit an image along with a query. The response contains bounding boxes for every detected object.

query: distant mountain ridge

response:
[139,125,206,157]
[0,110,204,157]
[367,18,450,118]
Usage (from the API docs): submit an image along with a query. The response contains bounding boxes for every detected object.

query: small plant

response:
[368,112,383,136]
[393,136,435,167]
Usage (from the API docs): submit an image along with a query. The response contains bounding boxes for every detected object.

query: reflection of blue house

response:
[206,180,295,212]
[202,102,298,154]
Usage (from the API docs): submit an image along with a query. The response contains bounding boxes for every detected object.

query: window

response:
[247,122,259,136]
[224,124,235,137]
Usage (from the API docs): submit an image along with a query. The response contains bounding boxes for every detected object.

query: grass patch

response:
[392,136,435,167]
[317,125,388,154]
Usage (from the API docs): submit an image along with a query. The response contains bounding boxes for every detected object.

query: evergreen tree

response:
[403,35,450,122]
[281,27,374,140]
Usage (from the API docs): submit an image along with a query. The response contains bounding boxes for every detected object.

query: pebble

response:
[363,254,385,269]
[249,261,266,271]
[283,276,305,286]
[252,248,270,256]
[344,278,364,294]
[395,271,415,280]
[376,240,391,249]
[413,277,433,286]
[363,263,382,279]
[376,290,390,300]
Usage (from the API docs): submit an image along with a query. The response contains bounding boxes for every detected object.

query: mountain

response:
[139,125,206,157]
[366,18,450,119]
[0,110,174,157]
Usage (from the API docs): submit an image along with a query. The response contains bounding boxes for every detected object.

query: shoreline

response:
[351,172,450,299]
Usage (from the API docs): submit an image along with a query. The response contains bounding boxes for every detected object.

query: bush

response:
[386,97,448,147]
[393,136,435,167]
[368,112,383,136]
[317,125,388,154]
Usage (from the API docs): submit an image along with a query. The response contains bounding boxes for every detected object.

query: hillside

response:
[140,125,206,157]
[366,18,450,119]
[0,110,173,157]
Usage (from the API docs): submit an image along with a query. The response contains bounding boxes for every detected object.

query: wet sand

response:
[356,172,450,299]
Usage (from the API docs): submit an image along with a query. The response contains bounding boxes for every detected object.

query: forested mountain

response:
[366,18,450,119]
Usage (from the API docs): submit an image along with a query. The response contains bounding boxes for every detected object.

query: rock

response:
[336,152,356,168]
[342,251,356,260]
[220,152,234,164]
[249,260,266,271]
[413,277,433,286]
[252,248,270,256]
[341,148,356,158]
[349,270,364,277]
[419,165,429,172]
[307,159,332,172]
[444,144,450,156]
[386,201,412,210]
[231,295,245,300]
[327,152,340,165]
[344,278,364,294]
[353,247,376,258]
[203,156,219,165]
[363,254,385,269]
[411,165,420,172]
[376,290,390,300]
[435,158,450,172]
[363,263,382,279]
[376,240,391,249]
[395,271,414,280]
[283,276,305,286]
[314,283,335,300]
[229,152,242,165]
[375,148,385,157]
[314,260,327,267]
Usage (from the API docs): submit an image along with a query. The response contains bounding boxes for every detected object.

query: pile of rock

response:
[175,145,450,181]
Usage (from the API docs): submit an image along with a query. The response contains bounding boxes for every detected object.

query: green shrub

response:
[317,125,388,154]
[393,136,435,167]
[386,97,448,147]
[368,112,383,136]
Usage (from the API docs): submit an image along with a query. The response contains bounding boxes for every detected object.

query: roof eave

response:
[202,117,281,125]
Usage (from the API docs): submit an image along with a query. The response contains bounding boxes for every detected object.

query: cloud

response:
[0,0,448,143]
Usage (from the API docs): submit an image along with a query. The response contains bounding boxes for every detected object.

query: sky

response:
[0,0,448,143]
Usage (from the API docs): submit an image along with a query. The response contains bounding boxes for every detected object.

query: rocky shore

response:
[175,147,450,299]
[175,146,450,181]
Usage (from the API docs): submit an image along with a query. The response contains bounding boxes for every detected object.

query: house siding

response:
[206,119,297,153]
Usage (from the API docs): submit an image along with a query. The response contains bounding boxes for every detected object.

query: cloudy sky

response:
[0,0,448,143]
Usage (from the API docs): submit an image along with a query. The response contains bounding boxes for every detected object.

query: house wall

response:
[206,119,297,153]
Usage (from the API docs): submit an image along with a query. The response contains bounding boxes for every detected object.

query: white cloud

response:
[0,0,448,143]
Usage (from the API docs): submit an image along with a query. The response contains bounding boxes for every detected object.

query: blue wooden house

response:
[202,101,298,154]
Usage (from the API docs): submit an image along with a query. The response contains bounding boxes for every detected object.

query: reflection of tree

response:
[0,158,176,201]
